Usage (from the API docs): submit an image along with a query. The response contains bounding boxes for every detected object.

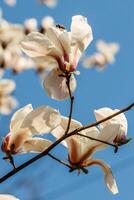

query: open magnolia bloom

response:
[83,40,120,70]
[52,116,120,194]
[0,78,18,115]
[94,107,128,144]
[0,194,19,200]
[40,0,57,8]
[1,104,61,154]
[24,18,38,34]
[21,15,93,100]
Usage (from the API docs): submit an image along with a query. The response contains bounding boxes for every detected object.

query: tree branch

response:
[65,74,74,135]
[0,102,134,183]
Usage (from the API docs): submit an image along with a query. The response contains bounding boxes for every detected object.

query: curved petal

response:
[43,68,76,100]
[71,15,93,52]
[10,104,33,133]
[21,106,61,134]
[0,79,16,95]
[79,124,120,162]
[85,159,118,195]
[23,137,52,153]
[94,107,128,136]
[21,32,62,59]
[52,116,82,147]
[0,194,19,200]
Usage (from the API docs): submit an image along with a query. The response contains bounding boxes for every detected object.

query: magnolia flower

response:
[83,40,120,70]
[40,0,57,8]
[0,78,18,115]
[24,18,38,34]
[94,107,128,144]
[2,104,61,154]
[52,116,120,194]
[40,16,55,34]
[21,15,93,100]
[4,0,16,7]
[0,194,19,200]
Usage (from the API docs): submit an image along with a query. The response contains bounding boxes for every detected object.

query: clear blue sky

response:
[0,0,134,199]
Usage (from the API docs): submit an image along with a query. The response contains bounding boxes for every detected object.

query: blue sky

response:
[0,0,134,199]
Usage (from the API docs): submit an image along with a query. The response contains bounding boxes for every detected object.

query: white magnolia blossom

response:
[94,107,128,143]
[21,15,93,100]
[52,116,121,194]
[24,18,38,33]
[2,104,61,154]
[83,40,120,70]
[0,78,18,115]
[41,16,55,31]
[4,0,16,7]
[40,0,57,8]
[0,194,19,200]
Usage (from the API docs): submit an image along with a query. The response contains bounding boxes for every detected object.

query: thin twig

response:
[77,133,118,150]
[0,102,134,183]
[47,153,71,169]
[65,74,74,135]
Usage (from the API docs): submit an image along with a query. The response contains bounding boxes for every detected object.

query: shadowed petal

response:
[0,194,19,200]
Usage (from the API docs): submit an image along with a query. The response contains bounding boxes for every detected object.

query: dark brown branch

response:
[65,74,74,135]
[0,102,134,183]
[47,153,71,169]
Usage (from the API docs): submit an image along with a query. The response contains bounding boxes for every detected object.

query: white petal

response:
[71,15,93,51]
[0,194,19,200]
[94,107,128,136]
[21,106,61,134]
[23,137,52,153]
[10,104,33,133]
[21,32,62,59]
[0,79,16,95]
[41,0,57,8]
[86,159,118,194]
[4,0,16,6]
[0,96,18,115]
[41,16,55,29]
[43,68,76,100]
[52,116,82,146]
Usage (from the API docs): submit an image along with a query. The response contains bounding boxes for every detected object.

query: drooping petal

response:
[10,104,33,133]
[0,79,16,95]
[21,106,61,134]
[23,137,52,153]
[85,159,118,195]
[43,68,76,100]
[71,15,93,52]
[0,194,19,200]
[21,32,62,59]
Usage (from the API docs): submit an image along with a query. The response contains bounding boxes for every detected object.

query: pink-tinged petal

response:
[21,106,61,134]
[10,104,33,133]
[23,137,52,153]
[0,96,18,115]
[41,16,55,29]
[86,159,118,194]
[4,0,16,7]
[21,32,62,59]
[0,79,16,95]
[0,194,19,200]
[40,0,57,8]
[8,128,32,153]
[71,15,93,52]
[43,68,76,100]
[52,116,82,147]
